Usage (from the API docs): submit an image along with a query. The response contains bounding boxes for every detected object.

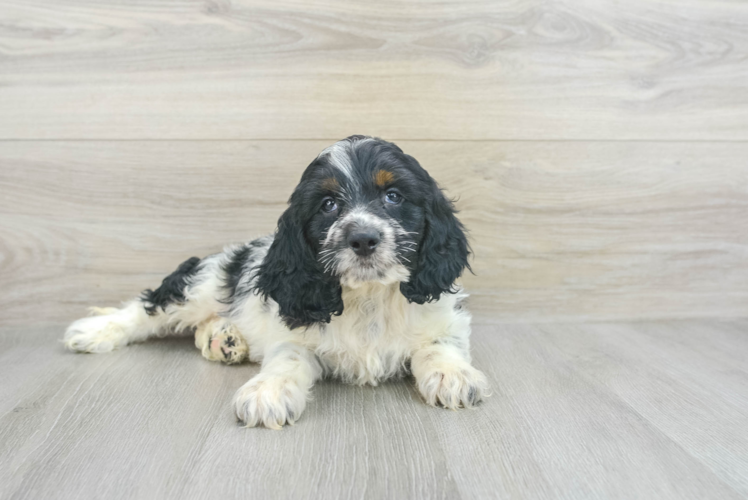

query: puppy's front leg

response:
[233,342,322,429]
[411,343,490,410]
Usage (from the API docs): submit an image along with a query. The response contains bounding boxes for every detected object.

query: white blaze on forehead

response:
[347,207,389,232]
[316,137,373,181]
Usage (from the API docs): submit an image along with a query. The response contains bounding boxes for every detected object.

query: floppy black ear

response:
[252,207,343,329]
[400,184,470,304]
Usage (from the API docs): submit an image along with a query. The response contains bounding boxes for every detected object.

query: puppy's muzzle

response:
[347,229,381,257]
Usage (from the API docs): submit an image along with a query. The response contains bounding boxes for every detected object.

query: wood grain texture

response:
[1,320,747,500]
[1,0,747,140]
[1,140,746,326]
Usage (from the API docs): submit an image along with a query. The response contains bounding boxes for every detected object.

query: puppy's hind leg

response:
[64,255,212,353]
[64,300,167,353]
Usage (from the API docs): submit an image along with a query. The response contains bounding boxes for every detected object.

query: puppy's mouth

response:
[320,245,390,273]
[351,253,381,267]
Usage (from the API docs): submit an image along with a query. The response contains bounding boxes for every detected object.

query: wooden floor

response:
[1,319,747,500]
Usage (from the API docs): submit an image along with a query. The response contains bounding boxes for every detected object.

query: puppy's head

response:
[254,135,470,329]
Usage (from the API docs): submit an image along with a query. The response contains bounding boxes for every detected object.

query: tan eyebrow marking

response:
[321,177,339,191]
[374,170,394,187]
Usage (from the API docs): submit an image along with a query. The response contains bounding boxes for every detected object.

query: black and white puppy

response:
[64,135,489,428]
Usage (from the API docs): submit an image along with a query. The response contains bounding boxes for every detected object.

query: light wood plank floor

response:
[1,319,747,500]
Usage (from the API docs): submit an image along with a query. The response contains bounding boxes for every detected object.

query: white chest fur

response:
[309,283,413,384]
[304,283,466,385]
[237,281,469,385]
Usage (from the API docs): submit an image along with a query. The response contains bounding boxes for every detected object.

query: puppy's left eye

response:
[385,191,402,204]
[321,197,338,213]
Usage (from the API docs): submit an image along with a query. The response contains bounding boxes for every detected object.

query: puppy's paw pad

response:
[202,324,248,365]
[233,375,306,429]
[418,365,489,410]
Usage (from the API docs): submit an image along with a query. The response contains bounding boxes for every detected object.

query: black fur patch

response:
[252,208,344,330]
[221,244,255,305]
[398,173,470,304]
[141,256,202,315]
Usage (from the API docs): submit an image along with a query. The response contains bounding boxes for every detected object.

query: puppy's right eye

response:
[321,197,338,213]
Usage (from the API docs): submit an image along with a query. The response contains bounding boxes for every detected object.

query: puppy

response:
[64,135,489,429]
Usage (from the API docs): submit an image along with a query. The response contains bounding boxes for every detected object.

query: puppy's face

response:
[255,136,469,329]
[302,137,427,287]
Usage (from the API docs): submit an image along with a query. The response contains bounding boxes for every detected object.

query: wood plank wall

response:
[1,0,747,325]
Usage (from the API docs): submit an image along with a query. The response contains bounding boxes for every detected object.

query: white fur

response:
[411,344,490,409]
[316,137,373,183]
[233,342,322,429]
[64,302,164,353]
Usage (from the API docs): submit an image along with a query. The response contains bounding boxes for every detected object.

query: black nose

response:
[348,230,381,257]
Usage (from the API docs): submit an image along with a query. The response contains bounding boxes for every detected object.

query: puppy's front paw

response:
[417,364,489,410]
[233,374,307,429]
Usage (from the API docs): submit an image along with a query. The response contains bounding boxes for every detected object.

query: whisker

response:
[324,260,337,274]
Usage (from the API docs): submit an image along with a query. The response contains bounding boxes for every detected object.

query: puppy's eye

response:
[321,197,338,213]
[385,191,402,204]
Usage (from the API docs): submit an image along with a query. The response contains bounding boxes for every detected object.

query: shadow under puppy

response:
[64,135,490,429]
